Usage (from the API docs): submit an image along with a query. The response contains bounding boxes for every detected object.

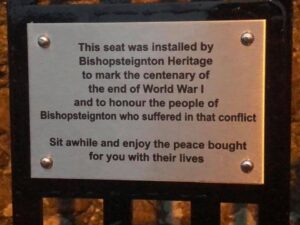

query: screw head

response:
[40,157,53,169]
[241,32,255,46]
[38,35,51,48]
[240,160,254,173]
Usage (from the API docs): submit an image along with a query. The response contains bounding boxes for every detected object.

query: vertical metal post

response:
[191,198,220,225]
[104,194,132,225]
[12,194,43,225]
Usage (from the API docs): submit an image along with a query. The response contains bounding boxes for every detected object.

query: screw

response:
[240,160,254,173]
[38,35,51,48]
[40,157,53,169]
[241,32,255,46]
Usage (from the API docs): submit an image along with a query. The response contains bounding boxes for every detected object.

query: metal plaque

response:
[28,21,265,184]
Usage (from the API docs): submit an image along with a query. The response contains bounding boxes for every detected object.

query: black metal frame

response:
[8,1,291,225]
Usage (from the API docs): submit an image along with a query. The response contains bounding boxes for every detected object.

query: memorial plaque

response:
[28,20,265,184]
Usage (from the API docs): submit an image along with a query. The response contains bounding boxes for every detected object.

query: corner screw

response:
[240,160,254,173]
[38,35,51,48]
[241,32,255,46]
[40,157,53,169]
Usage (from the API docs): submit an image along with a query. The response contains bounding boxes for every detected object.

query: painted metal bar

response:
[191,198,220,225]
[104,195,132,225]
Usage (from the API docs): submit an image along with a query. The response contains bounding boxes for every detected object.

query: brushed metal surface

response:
[28,20,265,184]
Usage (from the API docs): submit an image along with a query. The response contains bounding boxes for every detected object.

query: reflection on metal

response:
[241,32,255,46]
[221,203,259,225]
[38,35,51,48]
[240,160,254,173]
[40,156,53,169]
